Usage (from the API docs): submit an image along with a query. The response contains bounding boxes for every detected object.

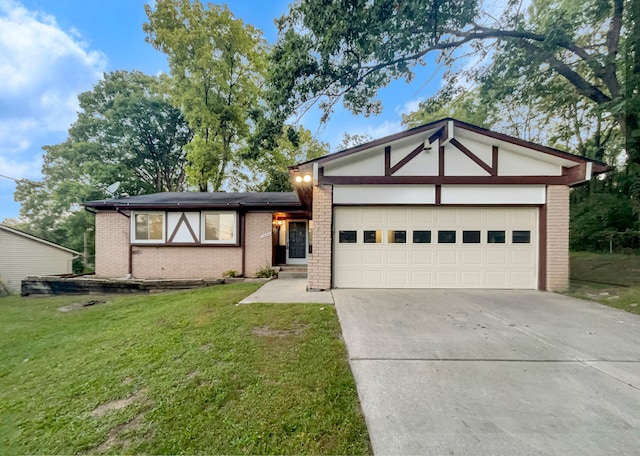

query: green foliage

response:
[401,90,491,129]
[222,269,237,278]
[570,190,638,251]
[255,265,278,278]
[269,0,478,122]
[251,125,328,192]
[144,0,267,191]
[0,285,370,454]
[12,70,190,257]
[335,133,373,151]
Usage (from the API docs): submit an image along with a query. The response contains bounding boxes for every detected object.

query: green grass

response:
[0,284,370,455]
[568,251,640,314]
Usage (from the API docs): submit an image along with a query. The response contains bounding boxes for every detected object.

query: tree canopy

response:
[144,0,267,191]
[12,70,192,266]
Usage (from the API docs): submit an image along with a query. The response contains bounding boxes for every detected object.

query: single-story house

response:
[0,224,80,294]
[84,118,610,292]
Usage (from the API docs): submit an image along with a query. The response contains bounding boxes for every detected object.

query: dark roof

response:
[293,118,611,173]
[84,192,302,210]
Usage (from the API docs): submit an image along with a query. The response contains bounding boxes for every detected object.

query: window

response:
[339,230,357,243]
[512,230,531,244]
[438,230,456,244]
[413,230,431,244]
[487,231,506,244]
[364,230,382,243]
[387,230,406,244]
[202,212,236,244]
[133,212,164,242]
[463,231,481,243]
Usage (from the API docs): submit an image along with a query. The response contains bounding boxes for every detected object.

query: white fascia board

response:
[441,185,546,205]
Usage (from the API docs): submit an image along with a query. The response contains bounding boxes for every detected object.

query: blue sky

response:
[0,0,446,222]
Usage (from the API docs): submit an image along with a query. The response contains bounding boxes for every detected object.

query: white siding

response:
[333,185,436,205]
[0,230,75,294]
[441,185,546,205]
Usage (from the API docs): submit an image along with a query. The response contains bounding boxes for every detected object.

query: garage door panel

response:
[411,250,433,265]
[363,210,384,224]
[437,250,457,265]
[361,270,384,286]
[334,206,537,289]
[387,250,408,265]
[462,250,483,265]
[436,209,458,225]
[411,270,433,285]
[362,250,384,265]
[387,270,409,287]
[461,271,482,286]
[485,271,508,287]
[511,250,535,266]
[436,270,457,286]
[486,251,508,265]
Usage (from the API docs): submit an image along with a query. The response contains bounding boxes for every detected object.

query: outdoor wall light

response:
[295,174,312,183]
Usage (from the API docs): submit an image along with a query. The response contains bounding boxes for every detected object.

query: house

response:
[84,119,610,292]
[0,224,80,294]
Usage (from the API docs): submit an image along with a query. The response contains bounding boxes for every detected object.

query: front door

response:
[287,220,307,264]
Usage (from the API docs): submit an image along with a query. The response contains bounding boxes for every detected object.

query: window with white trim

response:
[202,212,237,244]
[133,212,165,243]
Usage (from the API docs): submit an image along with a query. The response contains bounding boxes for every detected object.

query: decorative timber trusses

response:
[296,118,612,187]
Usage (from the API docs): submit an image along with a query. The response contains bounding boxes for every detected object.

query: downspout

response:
[241,212,246,277]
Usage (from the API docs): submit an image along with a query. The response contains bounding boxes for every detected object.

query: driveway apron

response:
[333,289,640,455]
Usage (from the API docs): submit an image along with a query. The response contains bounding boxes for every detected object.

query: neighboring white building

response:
[0,224,80,294]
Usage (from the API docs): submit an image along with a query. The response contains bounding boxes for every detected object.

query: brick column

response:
[546,185,570,291]
[308,184,333,290]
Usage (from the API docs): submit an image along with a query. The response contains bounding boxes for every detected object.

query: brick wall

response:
[546,185,570,291]
[132,246,242,279]
[95,210,273,279]
[308,184,332,290]
[95,211,130,277]
[244,212,273,276]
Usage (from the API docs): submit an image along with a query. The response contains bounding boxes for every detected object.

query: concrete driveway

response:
[333,289,640,455]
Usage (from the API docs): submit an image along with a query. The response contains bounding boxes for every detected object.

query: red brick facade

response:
[94,211,273,279]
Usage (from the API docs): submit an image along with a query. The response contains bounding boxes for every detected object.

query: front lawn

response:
[568,251,640,314]
[0,284,370,454]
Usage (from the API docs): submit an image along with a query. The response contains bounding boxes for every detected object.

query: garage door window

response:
[463,230,481,243]
[513,230,531,243]
[387,230,406,243]
[413,230,431,243]
[364,230,382,243]
[339,230,357,243]
[438,230,456,243]
[487,230,506,243]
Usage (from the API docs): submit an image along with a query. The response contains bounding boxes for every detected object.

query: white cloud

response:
[359,119,404,139]
[395,97,424,116]
[0,0,106,171]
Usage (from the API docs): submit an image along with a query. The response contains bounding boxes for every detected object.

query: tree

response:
[270,0,633,164]
[13,70,191,265]
[251,125,328,192]
[401,90,490,129]
[335,133,373,151]
[144,0,267,191]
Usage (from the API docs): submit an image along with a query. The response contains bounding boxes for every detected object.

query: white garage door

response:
[334,206,538,289]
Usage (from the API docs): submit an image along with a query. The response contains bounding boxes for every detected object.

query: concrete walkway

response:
[239,278,334,304]
[334,289,640,455]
